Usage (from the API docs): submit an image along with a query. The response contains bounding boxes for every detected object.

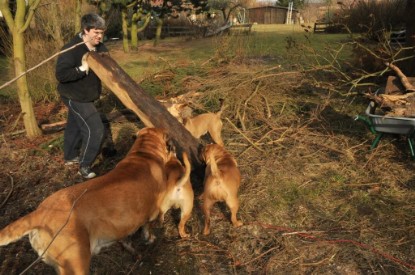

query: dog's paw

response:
[144,233,156,244]
[179,231,190,238]
[233,220,243,228]
[203,228,210,235]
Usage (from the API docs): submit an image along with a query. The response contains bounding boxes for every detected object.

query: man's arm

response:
[55,51,87,83]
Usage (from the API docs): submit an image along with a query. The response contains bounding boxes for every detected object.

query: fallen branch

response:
[225,117,265,153]
[0,174,14,209]
[385,62,415,92]
[40,121,67,133]
[0,41,87,91]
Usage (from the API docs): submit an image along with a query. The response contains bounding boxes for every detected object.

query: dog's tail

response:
[0,210,40,246]
[217,98,227,117]
[176,152,191,188]
[208,152,220,179]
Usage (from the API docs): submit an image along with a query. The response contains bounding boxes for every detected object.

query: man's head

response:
[81,13,106,47]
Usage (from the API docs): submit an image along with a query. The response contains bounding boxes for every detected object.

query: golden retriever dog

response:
[200,144,243,235]
[183,102,226,146]
[0,127,170,275]
[159,151,194,238]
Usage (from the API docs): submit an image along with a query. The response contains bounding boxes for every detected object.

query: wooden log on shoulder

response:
[86,52,202,167]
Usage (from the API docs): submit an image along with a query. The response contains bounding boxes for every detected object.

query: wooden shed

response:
[248,6,299,24]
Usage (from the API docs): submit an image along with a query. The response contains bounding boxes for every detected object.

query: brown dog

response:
[200,144,243,235]
[159,151,194,238]
[0,127,170,275]
[183,103,226,146]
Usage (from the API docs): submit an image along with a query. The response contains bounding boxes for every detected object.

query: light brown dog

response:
[159,151,194,238]
[160,102,191,123]
[183,103,226,146]
[200,144,243,235]
[0,127,170,275]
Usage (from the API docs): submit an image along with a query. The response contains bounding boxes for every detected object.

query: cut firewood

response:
[365,75,415,117]
[365,92,415,117]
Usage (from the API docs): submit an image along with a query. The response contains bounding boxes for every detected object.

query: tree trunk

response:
[130,12,139,51]
[86,52,202,167]
[121,8,129,53]
[74,0,82,34]
[13,31,42,137]
[50,1,64,48]
[154,17,163,47]
[0,0,42,138]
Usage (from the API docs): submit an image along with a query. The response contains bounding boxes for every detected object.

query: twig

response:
[5,129,26,137]
[282,230,326,236]
[301,253,337,267]
[0,40,87,91]
[235,101,246,131]
[238,128,276,157]
[10,112,23,132]
[259,92,271,118]
[242,81,260,124]
[239,247,279,266]
[225,117,264,153]
[19,189,88,275]
[0,174,14,209]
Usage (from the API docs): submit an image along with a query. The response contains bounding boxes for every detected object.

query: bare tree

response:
[0,0,42,137]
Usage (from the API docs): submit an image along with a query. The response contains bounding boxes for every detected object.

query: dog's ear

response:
[137,127,150,136]
[199,145,208,162]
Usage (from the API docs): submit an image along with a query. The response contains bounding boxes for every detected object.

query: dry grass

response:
[0,36,415,274]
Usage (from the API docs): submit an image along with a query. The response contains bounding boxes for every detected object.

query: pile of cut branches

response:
[366,63,415,117]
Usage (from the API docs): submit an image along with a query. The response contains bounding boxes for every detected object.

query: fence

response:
[313,22,345,34]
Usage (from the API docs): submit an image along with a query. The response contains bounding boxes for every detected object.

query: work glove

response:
[78,53,89,75]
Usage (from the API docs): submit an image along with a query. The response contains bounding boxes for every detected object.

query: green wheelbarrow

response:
[355,101,415,158]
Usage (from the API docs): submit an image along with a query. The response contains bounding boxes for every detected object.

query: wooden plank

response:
[86,52,202,167]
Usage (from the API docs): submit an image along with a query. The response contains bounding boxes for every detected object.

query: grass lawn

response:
[111,24,352,88]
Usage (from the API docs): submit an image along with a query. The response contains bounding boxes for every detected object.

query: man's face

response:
[84,28,104,46]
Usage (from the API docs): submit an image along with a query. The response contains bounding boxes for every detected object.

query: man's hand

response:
[79,53,89,75]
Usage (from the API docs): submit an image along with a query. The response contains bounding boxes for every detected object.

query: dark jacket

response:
[55,33,108,102]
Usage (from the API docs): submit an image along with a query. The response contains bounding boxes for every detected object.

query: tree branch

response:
[20,0,41,33]
[0,40,87,91]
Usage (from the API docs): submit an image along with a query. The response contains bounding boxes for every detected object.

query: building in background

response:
[248,6,299,24]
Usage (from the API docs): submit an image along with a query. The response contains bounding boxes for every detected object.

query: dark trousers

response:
[62,98,104,167]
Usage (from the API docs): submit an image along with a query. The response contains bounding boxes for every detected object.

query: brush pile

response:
[366,63,415,117]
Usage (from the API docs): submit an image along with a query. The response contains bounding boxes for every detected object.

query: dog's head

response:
[137,127,168,141]
[129,127,171,162]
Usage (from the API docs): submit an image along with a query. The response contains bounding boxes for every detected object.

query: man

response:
[55,13,107,179]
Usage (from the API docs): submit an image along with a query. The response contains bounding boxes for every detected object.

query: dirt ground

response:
[1,39,415,274]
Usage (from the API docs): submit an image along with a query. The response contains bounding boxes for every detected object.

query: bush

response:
[337,0,406,41]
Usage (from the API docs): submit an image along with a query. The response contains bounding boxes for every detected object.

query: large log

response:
[86,52,202,167]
